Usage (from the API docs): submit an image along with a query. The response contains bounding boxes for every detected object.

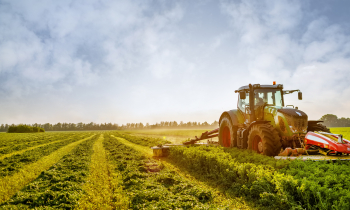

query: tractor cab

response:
[235,83,302,123]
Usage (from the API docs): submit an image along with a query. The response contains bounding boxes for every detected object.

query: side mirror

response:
[240,91,246,99]
[298,92,302,100]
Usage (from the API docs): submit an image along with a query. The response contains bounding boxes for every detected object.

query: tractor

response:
[218,82,329,156]
[152,82,350,158]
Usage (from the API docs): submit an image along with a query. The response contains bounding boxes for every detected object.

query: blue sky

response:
[1,0,350,125]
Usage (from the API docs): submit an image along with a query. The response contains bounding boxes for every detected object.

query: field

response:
[0,128,349,209]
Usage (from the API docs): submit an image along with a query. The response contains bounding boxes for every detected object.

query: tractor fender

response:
[247,120,271,131]
[219,110,240,126]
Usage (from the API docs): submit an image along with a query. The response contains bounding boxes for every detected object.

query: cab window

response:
[238,92,249,112]
[254,89,283,107]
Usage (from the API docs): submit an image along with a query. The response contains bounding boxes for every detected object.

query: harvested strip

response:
[111,135,152,156]
[112,132,170,147]
[107,134,235,209]
[110,135,251,209]
[76,134,128,209]
[0,136,88,177]
[0,133,72,148]
[0,134,95,204]
[0,133,87,156]
[0,135,98,209]
[0,137,76,161]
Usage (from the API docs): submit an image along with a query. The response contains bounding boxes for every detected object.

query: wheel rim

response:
[253,135,263,153]
[222,126,231,147]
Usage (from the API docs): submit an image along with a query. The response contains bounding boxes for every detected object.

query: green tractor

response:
[218,83,330,156]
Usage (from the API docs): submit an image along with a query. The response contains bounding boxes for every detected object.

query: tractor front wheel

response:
[248,124,281,156]
[219,115,237,147]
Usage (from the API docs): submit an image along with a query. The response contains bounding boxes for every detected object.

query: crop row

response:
[0,132,77,148]
[103,134,226,209]
[0,133,92,177]
[0,134,98,209]
[77,134,128,209]
[117,132,350,209]
[169,146,350,209]
[112,131,170,147]
[0,133,89,156]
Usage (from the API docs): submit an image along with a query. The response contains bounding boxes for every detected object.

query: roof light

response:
[273,81,276,85]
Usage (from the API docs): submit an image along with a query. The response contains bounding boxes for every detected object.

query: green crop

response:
[0,135,88,177]
[168,145,350,209]
[0,135,98,209]
[112,131,171,147]
[103,134,227,209]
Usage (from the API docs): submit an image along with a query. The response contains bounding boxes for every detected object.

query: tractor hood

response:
[264,106,308,135]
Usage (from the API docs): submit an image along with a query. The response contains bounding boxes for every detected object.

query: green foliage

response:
[103,134,226,209]
[112,132,171,147]
[279,160,350,209]
[0,135,98,209]
[0,133,80,155]
[0,134,89,177]
[168,145,350,209]
[7,125,44,133]
[223,147,290,170]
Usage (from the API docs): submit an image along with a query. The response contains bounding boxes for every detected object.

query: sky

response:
[1,0,350,125]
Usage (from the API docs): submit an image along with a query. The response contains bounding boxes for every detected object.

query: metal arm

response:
[283,89,300,94]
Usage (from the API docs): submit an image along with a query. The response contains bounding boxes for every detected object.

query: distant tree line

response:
[1,115,349,132]
[7,124,45,133]
[0,121,219,132]
[120,121,219,130]
[320,114,350,127]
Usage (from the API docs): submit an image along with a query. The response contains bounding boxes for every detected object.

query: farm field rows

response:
[0,128,349,209]
[121,129,219,144]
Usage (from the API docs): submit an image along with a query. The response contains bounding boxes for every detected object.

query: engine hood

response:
[264,106,308,135]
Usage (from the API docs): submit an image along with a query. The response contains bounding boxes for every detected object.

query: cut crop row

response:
[112,131,170,147]
[0,134,96,204]
[0,134,98,209]
[0,133,92,177]
[103,134,227,209]
[0,133,89,157]
[0,132,76,148]
[168,145,350,209]
[77,134,128,209]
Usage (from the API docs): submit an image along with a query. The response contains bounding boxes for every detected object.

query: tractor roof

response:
[236,84,283,92]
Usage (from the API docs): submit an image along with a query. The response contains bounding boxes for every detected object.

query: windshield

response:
[254,89,283,107]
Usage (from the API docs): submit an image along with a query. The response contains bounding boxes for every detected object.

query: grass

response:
[0,135,98,209]
[121,129,218,144]
[0,137,77,161]
[124,129,214,136]
[0,134,95,204]
[76,134,128,209]
[109,133,253,209]
[111,135,153,156]
[330,127,350,139]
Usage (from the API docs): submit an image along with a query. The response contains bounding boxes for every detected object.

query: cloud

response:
[218,0,350,119]
[0,0,350,124]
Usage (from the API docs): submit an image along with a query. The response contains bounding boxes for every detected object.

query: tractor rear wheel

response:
[307,123,330,133]
[219,115,237,147]
[248,124,281,156]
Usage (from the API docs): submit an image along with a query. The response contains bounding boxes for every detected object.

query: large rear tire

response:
[307,123,330,133]
[219,115,237,147]
[248,124,281,156]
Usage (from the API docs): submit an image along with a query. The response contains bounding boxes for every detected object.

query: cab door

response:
[237,92,250,122]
